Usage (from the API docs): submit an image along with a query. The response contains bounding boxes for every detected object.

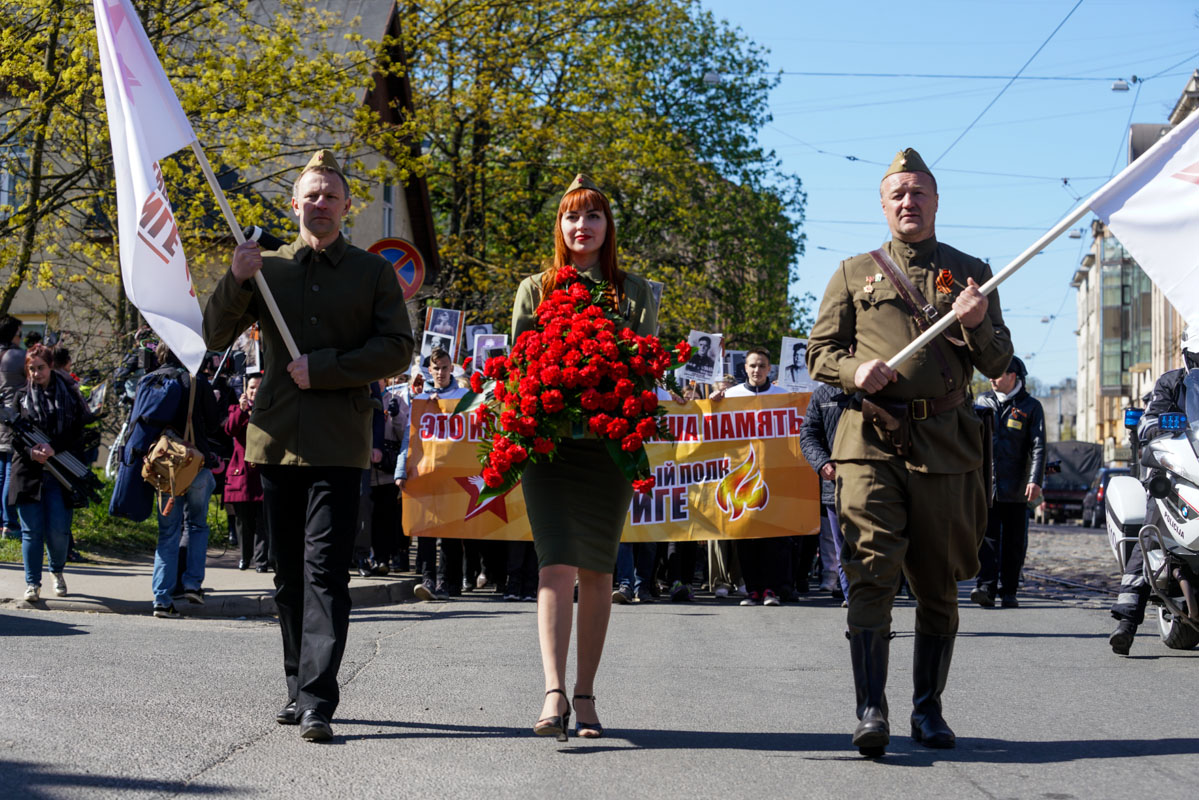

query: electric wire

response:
[933,0,1085,166]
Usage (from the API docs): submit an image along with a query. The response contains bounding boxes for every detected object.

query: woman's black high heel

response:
[573,693,603,738]
[533,688,571,742]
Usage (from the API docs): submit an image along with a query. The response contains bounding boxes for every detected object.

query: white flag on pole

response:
[1089,108,1199,326]
[93,0,205,374]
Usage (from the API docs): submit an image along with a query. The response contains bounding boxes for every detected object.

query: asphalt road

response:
[2,566,1196,799]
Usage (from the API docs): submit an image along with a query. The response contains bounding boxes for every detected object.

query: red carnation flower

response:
[490,450,512,472]
[588,413,613,435]
[462,356,473,367]
[621,433,643,452]
[641,390,658,413]
[557,265,579,284]
[509,444,528,463]
[636,417,658,440]
[469,372,484,393]
[541,389,565,414]
[621,396,642,418]
[632,477,656,494]
[605,417,629,440]
[483,467,504,488]
[533,437,555,455]
[614,378,635,399]
[520,395,539,416]
[516,416,537,436]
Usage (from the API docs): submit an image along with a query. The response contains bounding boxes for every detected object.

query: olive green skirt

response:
[521,439,632,573]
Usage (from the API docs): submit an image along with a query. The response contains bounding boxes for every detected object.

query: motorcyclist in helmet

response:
[1109,324,1199,654]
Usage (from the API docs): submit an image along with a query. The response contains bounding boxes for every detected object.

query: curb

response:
[0,577,418,618]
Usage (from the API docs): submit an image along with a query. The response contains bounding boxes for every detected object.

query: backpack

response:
[141,378,203,514]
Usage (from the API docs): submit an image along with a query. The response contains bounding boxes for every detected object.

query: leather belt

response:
[860,387,968,422]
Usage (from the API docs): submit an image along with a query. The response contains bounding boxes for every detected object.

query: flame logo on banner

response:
[715,447,769,521]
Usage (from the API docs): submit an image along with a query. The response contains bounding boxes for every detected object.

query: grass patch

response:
[0,470,230,563]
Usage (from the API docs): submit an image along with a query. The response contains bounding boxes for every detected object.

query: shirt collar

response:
[742,381,771,394]
[889,235,938,264]
[287,233,349,266]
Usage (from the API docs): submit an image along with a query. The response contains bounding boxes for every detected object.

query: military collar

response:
[576,264,606,283]
[889,236,938,265]
[283,233,349,266]
[741,381,772,394]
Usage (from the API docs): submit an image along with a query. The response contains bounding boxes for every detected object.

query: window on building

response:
[382,181,394,238]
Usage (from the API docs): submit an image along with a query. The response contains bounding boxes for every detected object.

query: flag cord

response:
[188,140,301,361]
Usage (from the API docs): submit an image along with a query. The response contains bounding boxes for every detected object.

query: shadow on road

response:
[0,759,234,797]
[0,612,88,637]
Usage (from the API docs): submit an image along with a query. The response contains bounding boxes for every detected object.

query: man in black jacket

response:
[972,356,1045,608]
[799,381,849,600]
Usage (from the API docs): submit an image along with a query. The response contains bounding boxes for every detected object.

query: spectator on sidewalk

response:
[144,345,220,618]
[0,315,26,540]
[5,344,91,601]
[225,374,268,572]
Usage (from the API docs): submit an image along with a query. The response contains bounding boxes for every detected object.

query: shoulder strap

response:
[184,376,197,445]
[868,248,958,393]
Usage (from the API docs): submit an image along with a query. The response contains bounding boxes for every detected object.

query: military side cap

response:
[563,172,603,199]
[302,149,345,178]
[882,148,934,181]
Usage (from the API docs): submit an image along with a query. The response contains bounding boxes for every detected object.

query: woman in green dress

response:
[512,174,658,740]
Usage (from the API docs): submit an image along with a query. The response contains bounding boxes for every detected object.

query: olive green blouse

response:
[510,265,659,339]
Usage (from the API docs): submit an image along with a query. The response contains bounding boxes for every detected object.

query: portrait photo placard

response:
[679,330,722,385]
[779,337,813,392]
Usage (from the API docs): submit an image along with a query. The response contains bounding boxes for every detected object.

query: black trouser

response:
[230,500,269,569]
[737,537,785,596]
[416,536,463,594]
[368,483,399,567]
[505,542,539,597]
[260,465,361,719]
[1112,495,1154,624]
[666,541,698,586]
[977,501,1029,596]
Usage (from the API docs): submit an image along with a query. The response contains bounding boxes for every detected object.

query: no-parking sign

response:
[368,238,426,300]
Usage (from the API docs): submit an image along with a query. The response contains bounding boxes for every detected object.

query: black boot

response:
[1109,618,1137,655]
[910,632,956,748]
[848,630,890,757]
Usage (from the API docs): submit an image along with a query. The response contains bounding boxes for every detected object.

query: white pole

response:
[886,200,1093,370]
[188,141,301,361]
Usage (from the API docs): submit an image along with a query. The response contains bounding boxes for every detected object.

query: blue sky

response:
[699,0,1199,387]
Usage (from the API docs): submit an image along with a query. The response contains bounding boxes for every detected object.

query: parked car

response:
[1081,466,1130,527]
[1038,441,1103,524]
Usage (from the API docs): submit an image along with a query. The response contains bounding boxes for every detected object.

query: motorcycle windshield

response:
[1185,370,1199,458]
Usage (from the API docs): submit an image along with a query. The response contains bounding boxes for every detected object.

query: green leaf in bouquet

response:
[604,439,650,484]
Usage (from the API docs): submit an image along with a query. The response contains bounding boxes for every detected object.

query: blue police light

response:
[1124,408,1144,429]
[1160,412,1188,432]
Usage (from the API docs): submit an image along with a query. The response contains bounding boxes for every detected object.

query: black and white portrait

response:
[679,330,722,384]
[466,323,493,355]
[472,333,508,375]
[726,350,747,385]
[779,337,813,391]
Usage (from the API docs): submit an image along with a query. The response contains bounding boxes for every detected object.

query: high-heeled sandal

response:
[572,693,603,738]
[533,688,571,742]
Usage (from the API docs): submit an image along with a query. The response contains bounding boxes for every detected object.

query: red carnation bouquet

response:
[455,265,691,501]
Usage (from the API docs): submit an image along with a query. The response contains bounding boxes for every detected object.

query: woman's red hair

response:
[25,344,52,373]
[543,188,624,303]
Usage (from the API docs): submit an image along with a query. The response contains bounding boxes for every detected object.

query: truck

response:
[1036,440,1103,525]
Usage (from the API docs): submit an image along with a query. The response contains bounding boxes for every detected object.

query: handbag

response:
[141,377,203,514]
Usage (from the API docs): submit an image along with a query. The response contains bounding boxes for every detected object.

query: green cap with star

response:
[562,172,603,200]
[882,148,934,182]
[302,149,345,179]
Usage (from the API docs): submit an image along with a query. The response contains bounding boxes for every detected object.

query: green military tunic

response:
[511,265,659,573]
[202,234,414,470]
[807,235,1013,636]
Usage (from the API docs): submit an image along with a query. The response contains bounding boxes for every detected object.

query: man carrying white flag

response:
[94,0,206,374]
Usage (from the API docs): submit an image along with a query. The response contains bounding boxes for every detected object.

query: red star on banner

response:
[454,475,514,523]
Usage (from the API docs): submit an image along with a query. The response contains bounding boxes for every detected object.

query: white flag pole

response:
[188,141,301,361]
[885,202,1090,370]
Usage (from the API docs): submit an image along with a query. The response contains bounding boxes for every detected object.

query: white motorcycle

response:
[1105,371,1199,650]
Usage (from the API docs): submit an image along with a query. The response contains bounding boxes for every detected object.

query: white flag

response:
[94,0,205,374]
[1089,108,1199,325]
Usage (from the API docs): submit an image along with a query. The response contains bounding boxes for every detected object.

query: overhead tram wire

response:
[932,0,1085,167]
[775,70,1119,82]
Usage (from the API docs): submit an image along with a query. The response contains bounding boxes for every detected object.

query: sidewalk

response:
[0,549,417,617]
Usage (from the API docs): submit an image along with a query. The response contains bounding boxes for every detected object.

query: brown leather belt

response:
[863,387,968,422]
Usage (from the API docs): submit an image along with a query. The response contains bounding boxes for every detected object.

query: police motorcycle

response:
[1105,370,1199,650]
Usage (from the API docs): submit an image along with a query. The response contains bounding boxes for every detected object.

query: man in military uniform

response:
[807,149,1013,756]
[203,150,414,741]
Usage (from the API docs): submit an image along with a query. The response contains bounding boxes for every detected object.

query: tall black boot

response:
[848,629,890,757]
[911,631,956,748]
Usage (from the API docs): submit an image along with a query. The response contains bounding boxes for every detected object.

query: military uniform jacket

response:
[511,265,658,339]
[807,236,1013,474]
[203,234,414,469]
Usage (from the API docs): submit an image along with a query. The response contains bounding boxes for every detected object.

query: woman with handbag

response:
[511,174,658,740]
[6,344,91,601]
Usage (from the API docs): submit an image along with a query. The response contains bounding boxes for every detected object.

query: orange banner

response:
[401,394,820,541]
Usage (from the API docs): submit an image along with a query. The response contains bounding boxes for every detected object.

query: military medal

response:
[863,275,875,294]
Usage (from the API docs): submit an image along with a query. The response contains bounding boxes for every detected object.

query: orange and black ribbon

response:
[935,269,954,295]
